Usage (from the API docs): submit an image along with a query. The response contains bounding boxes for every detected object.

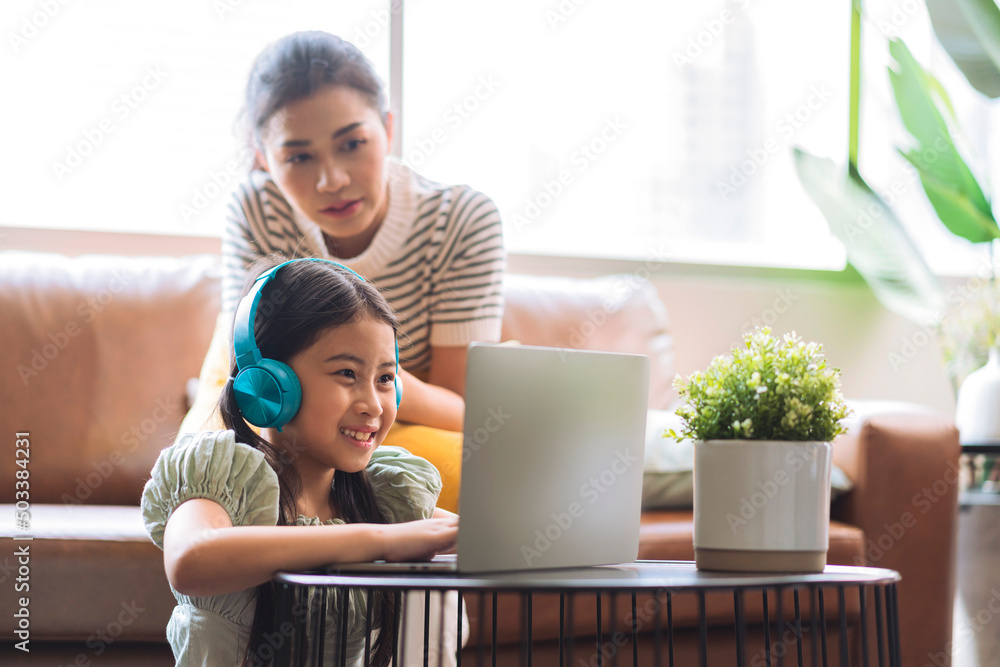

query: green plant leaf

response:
[924,70,958,122]
[794,148,945,324]
[669,329,851,442]
[925,0,1000,98]
[901,154,1000,241]
[888,38,999,244]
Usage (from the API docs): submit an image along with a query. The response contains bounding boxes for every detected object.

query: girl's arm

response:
[164,498,458,598]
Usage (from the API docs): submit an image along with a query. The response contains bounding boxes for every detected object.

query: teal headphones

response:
[232,258,402,431]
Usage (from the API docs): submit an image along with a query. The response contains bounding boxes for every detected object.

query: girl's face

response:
[258,85,393,258]
[273,315,398,476]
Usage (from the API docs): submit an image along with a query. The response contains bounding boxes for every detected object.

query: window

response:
[402,0,850,269]
[3,0,388,237]
[6,0,989,274]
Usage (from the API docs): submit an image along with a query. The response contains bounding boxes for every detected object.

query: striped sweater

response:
[221,159,506,373]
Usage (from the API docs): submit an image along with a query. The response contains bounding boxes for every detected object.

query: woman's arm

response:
[164,498,458,598]
[428,345,468,397]
[395,349,466,431]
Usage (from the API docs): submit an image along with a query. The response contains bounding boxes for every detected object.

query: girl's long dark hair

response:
[220,256,400,667]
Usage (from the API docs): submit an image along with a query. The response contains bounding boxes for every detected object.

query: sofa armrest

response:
[831,400,959,667]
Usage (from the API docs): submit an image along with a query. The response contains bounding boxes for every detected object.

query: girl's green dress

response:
[141,430,441,666]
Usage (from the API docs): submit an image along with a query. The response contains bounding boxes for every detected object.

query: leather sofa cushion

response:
[501,273,676,409]
[638,512,864,565]
[0,252,221,506]
[0,505,174,641]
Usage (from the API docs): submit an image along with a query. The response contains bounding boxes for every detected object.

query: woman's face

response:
[274,314,399,476]
[258,86,393,258]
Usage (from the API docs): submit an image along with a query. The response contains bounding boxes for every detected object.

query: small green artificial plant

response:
[667,328,852,442]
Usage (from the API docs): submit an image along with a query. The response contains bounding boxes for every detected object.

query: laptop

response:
[333,343,650,574]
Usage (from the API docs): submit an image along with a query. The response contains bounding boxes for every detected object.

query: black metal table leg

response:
[762,588,773,667]
[698,590,707,667]
[457,590,464,667]
[631,591,638,667]
[837,586,848,667]
[818,587,828,667]
[793,588,804,667]
[735,589,747,667]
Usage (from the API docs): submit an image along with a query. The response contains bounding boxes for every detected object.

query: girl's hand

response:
[380,516,459,562]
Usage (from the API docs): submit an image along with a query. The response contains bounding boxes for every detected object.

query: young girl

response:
[142,257,458,666]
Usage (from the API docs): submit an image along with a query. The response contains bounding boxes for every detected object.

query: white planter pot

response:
[694,440,832,573]
[955,346,1000,445]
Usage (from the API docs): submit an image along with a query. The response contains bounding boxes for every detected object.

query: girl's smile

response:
[264,314,398,478]
[340,425,377,448]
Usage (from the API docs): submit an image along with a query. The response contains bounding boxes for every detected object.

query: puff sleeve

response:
[366,446,442,524]
[141,430,280,549]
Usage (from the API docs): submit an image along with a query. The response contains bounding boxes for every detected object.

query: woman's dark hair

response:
[242,31,388,156]
[220,256,400,667]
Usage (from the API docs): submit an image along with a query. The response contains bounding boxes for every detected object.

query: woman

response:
[182,31,505,452]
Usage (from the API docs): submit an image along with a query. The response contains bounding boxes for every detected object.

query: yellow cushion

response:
[384,422,462,513]
[178,312,231,434]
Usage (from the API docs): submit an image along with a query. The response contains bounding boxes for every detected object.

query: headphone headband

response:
[233,258,366,372]
[231,257,401,431]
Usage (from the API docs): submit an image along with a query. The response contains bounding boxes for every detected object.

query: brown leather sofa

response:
[0,251,959,666]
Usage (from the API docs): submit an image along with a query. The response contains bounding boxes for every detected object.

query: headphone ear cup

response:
[232,359,302,430]
[393,339,402,409]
